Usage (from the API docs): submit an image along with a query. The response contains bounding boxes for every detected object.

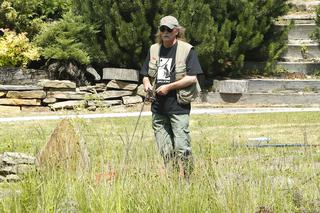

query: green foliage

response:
[34,11,104,65]
[72,0,289,78]
[312,7,320,45]
[204,0,290,77]
[72,0,154,69]
[0,0,72,38]
[0,29,40,67]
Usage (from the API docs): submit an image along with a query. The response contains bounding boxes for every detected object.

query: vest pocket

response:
[177,80,201,105]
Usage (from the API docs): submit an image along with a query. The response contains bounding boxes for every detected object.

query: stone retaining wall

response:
[0,79,146,111]
[2,78,320,110]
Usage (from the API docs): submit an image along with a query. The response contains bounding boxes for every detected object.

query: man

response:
[140,15,203,179]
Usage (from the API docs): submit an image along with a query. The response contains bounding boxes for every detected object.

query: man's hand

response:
[142,76,153,92]
[156,85,170,96]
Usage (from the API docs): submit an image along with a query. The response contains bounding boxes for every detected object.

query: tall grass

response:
[0,112,320,212]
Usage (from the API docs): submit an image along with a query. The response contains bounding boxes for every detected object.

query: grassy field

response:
[0,111,320,212]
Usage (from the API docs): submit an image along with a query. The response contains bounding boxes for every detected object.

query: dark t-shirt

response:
[140,42,203,115]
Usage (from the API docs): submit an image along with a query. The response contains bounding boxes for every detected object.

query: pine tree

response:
[72,0,156,69]
[205,0,290,77]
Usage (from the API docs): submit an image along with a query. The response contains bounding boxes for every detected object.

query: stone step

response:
[244,61,320,75]
[277,13,316,25]
[247,79,320,93]
[289,1,320,12]
[282,13,316,21]
[214,79,320,94]
[281,41,320,60]
[102,68,139,82]
[276,61,320,74]
[288,23,316,40]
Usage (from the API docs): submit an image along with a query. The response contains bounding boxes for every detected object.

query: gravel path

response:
[0,107,319,123]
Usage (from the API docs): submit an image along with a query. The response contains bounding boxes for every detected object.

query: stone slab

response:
[0,85,43,91]
[248,79,320,93]
[107,80,138,91]
[218,80,248,94]
[243,61,320,75]
[276,62,320,74]
[49,100,87,110]
[78,83,106,93]
[86,66,101,81]
[103,68,139,82]
[288,24,316,41]
[282,42,320,61]
[122,96,143,105]
[6,91,46,99]
[289,1,320,11]
[0,92,5,98]
[2,152,35,165]
[204,92,320,106]
[0,68,48,85]
[99,90,134,99]
[43,98,57,104]
[21,106,51,112]
[0,106,20,113]
[0,98,41,106]
[38,80,76,89]
[136,84,147,97]
[87,100,122,107]
[47,91,90,100]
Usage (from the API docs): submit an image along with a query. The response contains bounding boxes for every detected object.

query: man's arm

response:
[143,76,153,92]
[156,75,197,96]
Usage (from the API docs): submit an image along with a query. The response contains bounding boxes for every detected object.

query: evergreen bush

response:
[72,0,289,78]
[34,11,105,85]
[72,0,154,69]
[34,12,104,65]
[203,0,290,77]
[312,7,320,47]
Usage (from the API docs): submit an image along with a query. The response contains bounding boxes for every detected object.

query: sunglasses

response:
[159,26,174,33]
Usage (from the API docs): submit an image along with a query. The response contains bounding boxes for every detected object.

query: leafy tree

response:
[0,29,40,67]
[0,0,72,39]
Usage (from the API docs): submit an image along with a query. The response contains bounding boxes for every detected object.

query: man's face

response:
[160,26,178,43]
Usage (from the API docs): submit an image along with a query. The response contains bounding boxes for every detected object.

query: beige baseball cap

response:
[160,16,179,29]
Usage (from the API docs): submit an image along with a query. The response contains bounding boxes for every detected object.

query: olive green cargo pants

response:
[152,113,194,176]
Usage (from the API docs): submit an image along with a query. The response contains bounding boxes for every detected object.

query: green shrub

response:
[312,7,320,46]
[72,0,154,69]
[34,11,104,65]
[72,0,289,78]
[0,29,40,67]
[0,0,72,39]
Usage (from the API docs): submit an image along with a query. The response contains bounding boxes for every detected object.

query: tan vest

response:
[148,40,201,105]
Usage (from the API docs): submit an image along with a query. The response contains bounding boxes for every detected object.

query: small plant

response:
[0,29,40,67]
[272,65,289,77]
[300,45,309,59]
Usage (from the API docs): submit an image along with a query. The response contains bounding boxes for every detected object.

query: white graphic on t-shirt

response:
[157,58,172,83]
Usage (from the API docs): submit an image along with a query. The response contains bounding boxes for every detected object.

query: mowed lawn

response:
[0,112,320,212]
